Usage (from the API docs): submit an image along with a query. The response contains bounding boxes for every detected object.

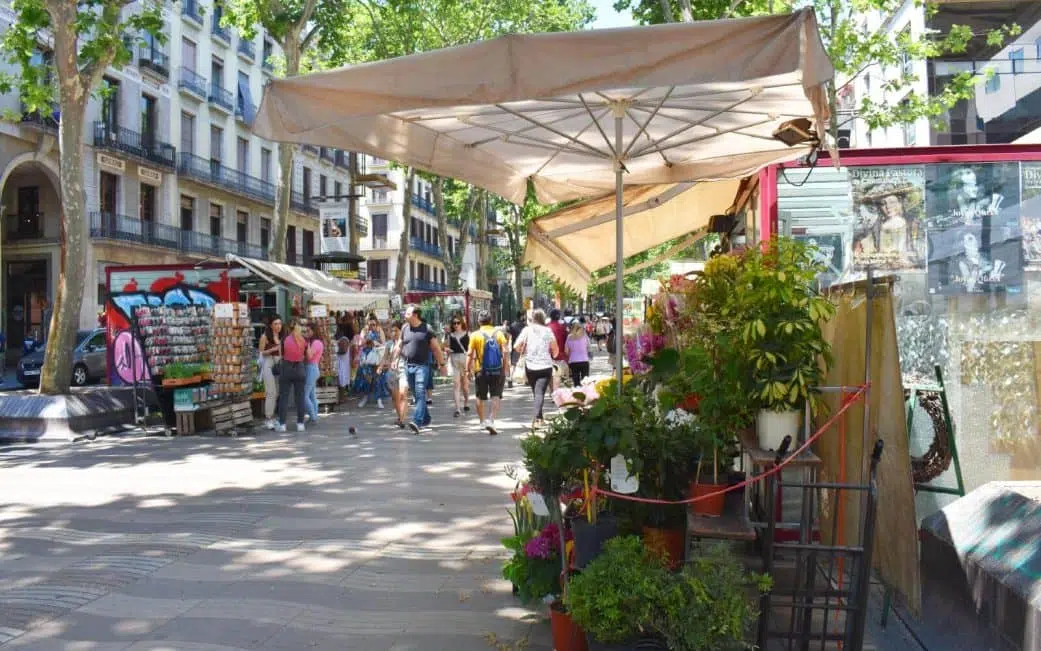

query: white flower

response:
[665,408,694,427]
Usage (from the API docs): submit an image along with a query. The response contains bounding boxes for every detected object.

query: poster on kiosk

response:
[319,201,350,254]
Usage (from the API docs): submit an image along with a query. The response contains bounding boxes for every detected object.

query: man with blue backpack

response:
[466,310,510,436]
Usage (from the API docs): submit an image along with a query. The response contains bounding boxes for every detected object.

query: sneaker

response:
[358,397,368,408]
[396,420,405,429]
[264,419,276,430]
[426,398,433,406]
[453,410,461,418]
[276,423,287,433]
[348,426,357,436]
[296,423,305,432]
[407,422,420,435]
[486,421,498,436]
[377,399,384,409]
[463,405,471,413]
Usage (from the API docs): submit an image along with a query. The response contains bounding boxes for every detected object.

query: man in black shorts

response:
[466,311,510,435]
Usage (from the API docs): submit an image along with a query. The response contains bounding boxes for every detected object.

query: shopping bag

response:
[512,356,527,384]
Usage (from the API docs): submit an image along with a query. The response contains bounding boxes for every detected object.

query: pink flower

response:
[524,535,552,559]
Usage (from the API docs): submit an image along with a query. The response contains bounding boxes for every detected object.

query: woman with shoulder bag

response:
[277,318,308,432]
[513,309,559,429]
[257,316,283,430]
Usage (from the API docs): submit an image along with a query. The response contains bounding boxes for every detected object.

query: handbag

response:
[512,356,527,384]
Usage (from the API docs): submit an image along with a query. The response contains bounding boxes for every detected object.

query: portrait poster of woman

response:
[1021,163,1041,270]
[850,166,927,271]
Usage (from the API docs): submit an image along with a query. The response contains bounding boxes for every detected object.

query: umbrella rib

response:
[495,103,609,159]
[579,94,616,157]
[533,104,614,176]
[626,109,671,166]
[636,118,775,158]
[622,87,674,159]
[460,108,592,147]
[645,82,802,101]
[628,91,758,158]
[469,126,607,160]
[405,105,582,122]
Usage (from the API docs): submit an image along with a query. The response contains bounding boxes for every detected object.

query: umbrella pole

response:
[613,111,624,391]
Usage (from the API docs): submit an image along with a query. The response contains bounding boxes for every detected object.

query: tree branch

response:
[295,0,319,39]
[677,0,694,21]
[723,0,744,18]
[301,23,321,51]
[659,0,675,23]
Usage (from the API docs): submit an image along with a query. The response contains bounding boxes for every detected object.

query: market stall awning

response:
[253,9,832,205]
[311,291,390,312]
[226,255,354,296]
[523,180,742,292]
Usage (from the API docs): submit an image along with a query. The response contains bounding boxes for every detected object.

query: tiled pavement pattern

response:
[0,361,587,651]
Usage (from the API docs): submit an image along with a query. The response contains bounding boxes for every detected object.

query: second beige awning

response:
[522,180,743,293]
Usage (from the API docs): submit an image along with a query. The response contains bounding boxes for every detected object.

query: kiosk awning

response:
[226,255,353,295]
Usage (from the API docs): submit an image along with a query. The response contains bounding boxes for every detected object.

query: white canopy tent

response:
[523,180,743,293]
[253,9,834,380]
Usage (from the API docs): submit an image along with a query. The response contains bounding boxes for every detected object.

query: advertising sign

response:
[319,201,350,254]
[849,166,926,272]
[621,297,644,335]
[1022,163,1041,269]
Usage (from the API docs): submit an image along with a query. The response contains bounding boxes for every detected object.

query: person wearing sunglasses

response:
[446,316,471,417]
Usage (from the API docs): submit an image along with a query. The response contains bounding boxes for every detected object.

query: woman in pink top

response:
[564,322,591,387]
[303,324,325,424]
[277,318,308,432]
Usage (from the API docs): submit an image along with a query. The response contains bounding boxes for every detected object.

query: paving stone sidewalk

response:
[0,357,596,651]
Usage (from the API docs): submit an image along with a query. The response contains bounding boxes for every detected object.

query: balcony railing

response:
[93,122,176,169]
[212,16,230,42]
[355,215,369,235]
[409,279,448,292]
[138,45,169,78]
[178,153,275,204]
[291,192,319,216]
[410,193,434,214]
[178,67,207,98]
[237,38,255,59]
[20,107,59,131]
[409,236,442,258]
[181,0,202,23]
[320,147,336,163]
[90,212,267,259]
[302,145,319,155]
[209,83,234,113]
[4,214,45,241]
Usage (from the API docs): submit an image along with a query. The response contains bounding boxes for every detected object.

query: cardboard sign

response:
[310,304,328,318]
[214,303,235,319]
[610,455,639,494]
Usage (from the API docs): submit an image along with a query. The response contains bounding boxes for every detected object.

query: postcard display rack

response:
[206,303,256,435]
[307,303,340,410]
[135,305,211,381]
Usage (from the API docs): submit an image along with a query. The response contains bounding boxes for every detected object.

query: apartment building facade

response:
[0,0,352,352]
[359,158,481,293]
[851,0,1041,148]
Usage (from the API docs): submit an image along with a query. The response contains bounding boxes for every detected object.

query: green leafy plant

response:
[163,363,203,380]
[729,238,836,415]
[566,535,670,645]
[501,528,562,604]
[654,543,772,651]
[521,420,587,500]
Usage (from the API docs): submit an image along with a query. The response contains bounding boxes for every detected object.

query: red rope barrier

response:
[590,384,869,505]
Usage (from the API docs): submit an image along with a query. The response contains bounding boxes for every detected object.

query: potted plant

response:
[728,238,836,449]
[567,536,670,650]
[653,543,772,651]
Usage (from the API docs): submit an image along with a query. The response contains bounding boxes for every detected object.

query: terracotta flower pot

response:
[689,480,727,517]
[551,602,588,651]
[641,526,685,570]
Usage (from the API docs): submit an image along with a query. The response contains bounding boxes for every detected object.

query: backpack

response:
[479,331,504,376]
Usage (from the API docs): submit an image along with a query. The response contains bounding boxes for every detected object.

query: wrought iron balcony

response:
[178,153,276,204]
[90,212,267,259]
[181,0,203,24]
[237,38,255,59]
[290,191,319,216]
[355,215,369,236]
[320,147,336,163]
[409,279,448,292]
[212,16,230,42]
[138,45,169,78]
[410,193,434,214]
[208,83,234,113]
[20,106,59,132]
[178,67,207,99]
[93,122,176,169]
[409,237,442,258]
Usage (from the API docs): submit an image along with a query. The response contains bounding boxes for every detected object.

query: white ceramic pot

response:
[757,408,802,451]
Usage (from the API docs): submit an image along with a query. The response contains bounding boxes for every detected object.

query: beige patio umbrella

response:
[253,8,834,381]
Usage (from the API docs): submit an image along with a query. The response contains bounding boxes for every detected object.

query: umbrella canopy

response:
[524,180,742,292]
[253,9,833,205]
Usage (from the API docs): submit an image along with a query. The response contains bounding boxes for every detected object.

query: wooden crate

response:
[175,410,196,436]
[316,386,339,412]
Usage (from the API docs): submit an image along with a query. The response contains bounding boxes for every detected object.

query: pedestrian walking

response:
[513,309,558,429]
[565,321,591,387]
[277,318,308,433]
[400,305,448,434]
[258,316,283,430]
[594,316,609,351]
[467,311,510,435]
[446,316,471,417]
[383,320,407,429]
[355,315,387,409]
[500,320,514,389]
[303,323,324,424]
[509,311,526,387]
[547,309,568,391]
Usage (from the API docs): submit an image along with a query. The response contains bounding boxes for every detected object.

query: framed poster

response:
[319,202,349,254]
[1022,163,1041,269]
[849,166,926,271]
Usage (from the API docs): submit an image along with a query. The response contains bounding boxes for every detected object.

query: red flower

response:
[680,394,701,412]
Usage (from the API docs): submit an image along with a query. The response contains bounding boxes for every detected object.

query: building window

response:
[262,39,274,69]
[180,112,195,155]
[372,213,387,238]
[410,217,419,236]
[1010,48,1025,75]
[210,202,223,237]
[237,136,249,173]
[210,125,223,162]
[373,189,388,203]
[261,147,272,184]
[237,210,248,243]
[181,195,195,231]
[182,37,197,71]
[319,174,327,200]
[100,172,119,215]
[303,229,314,264]
[236,70,253,121]
[100,77,119,134]
[260,217,270,250]
[140,94,157,145]
[302,167,312,203]
[334,181,342,199]
[985,69,1001,94]
[369,259,388,280]
[410,260,416,280]
[140,182,156,222]
[211,56,224,89]
[287,224,297,264]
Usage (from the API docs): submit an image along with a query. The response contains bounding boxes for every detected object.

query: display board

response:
[319,201,350,254]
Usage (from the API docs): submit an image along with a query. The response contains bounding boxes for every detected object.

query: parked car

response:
[17,328,107,388]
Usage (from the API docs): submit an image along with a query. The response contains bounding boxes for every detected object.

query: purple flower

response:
[524,535,552,559]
